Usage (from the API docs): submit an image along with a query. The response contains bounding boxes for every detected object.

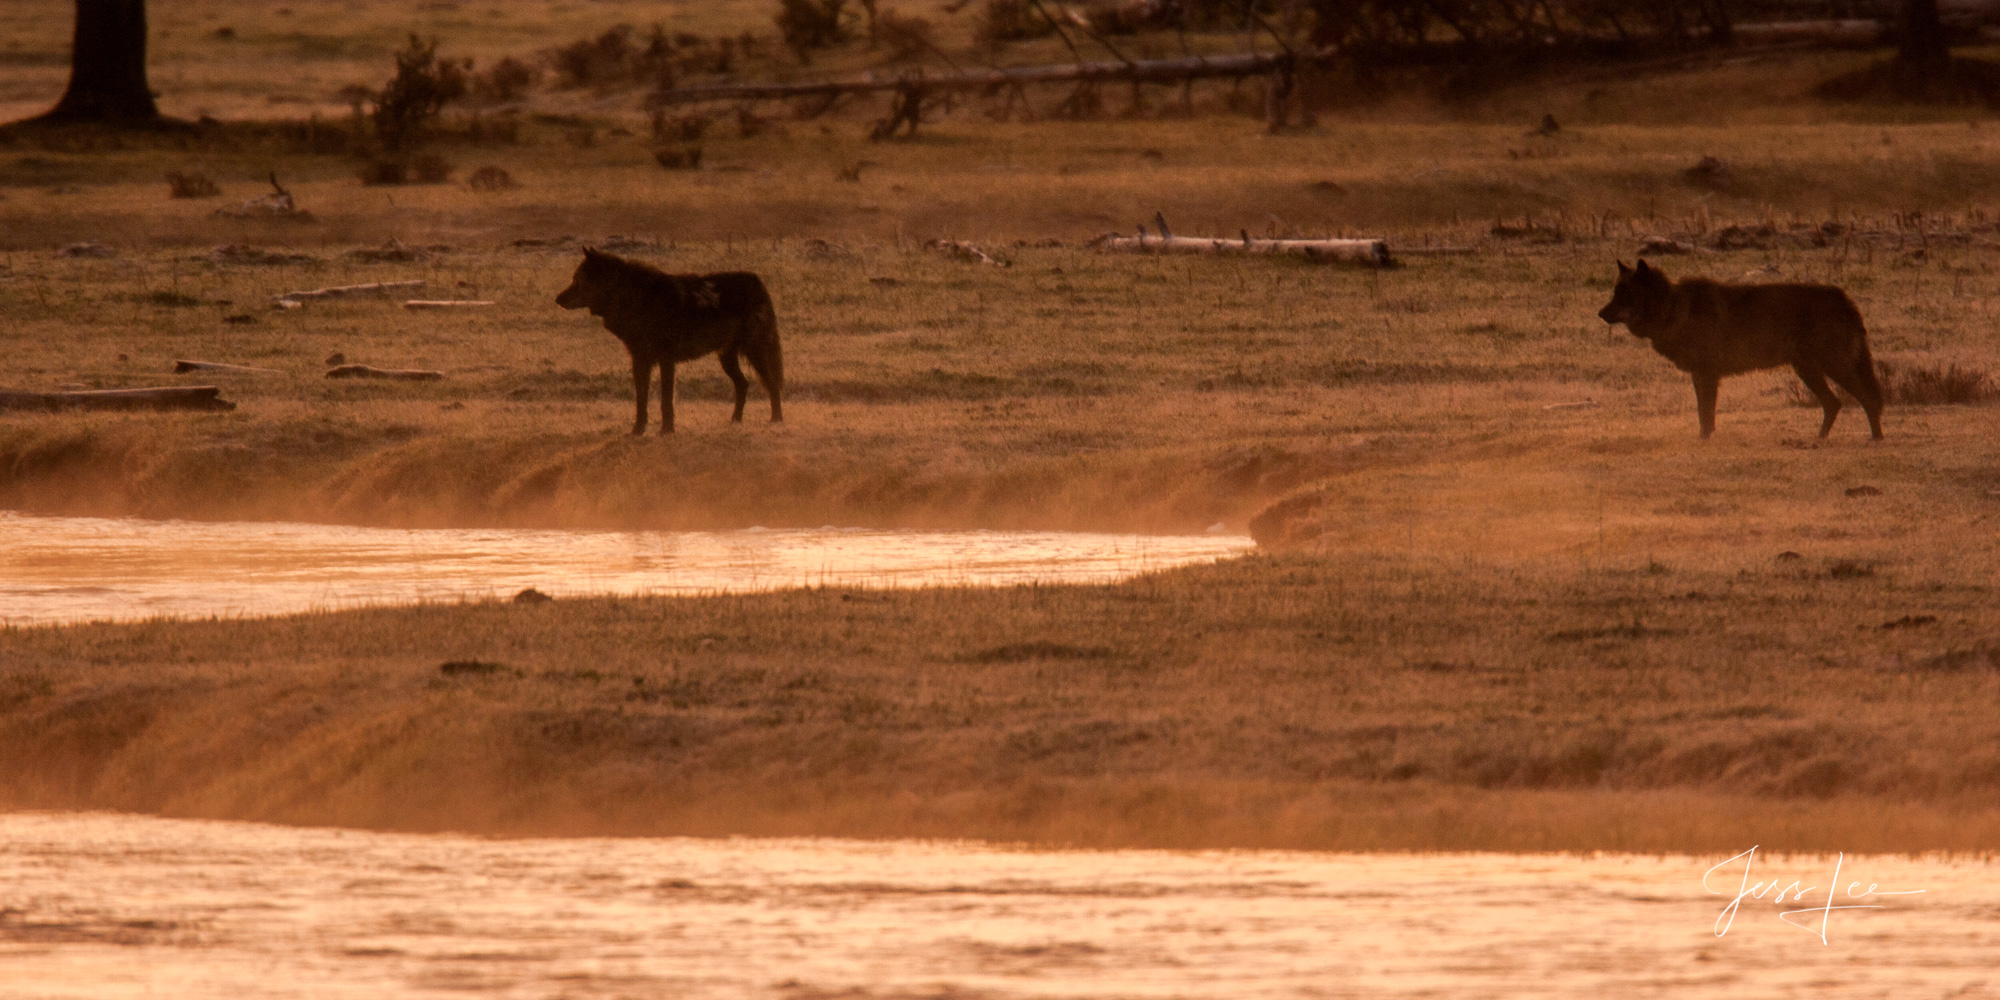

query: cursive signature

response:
[1703,846,1925,942]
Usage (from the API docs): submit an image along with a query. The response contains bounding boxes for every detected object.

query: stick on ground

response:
[0,386,237,412]
[324,365,446,381]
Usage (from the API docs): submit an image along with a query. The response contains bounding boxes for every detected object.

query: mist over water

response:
[0,813,1992,999]
[0,512,1254,627]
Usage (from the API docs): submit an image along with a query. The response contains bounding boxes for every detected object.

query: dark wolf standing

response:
[555,247,783,434]
[1597,259,1883,440]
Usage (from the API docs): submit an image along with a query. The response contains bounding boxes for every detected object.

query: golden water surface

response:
[0,512,1254,627]
[0,813,1993,999]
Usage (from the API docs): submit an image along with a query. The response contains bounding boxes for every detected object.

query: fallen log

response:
[652,52,1290,105]
[273,280,425,303]
[1094,231,1392,265]
[1730,19,1886,48]
[173,359,285,375]
[925,239,1007,266]
[401,299,495,309]
[325,364,445,381]
[0,386,236,412]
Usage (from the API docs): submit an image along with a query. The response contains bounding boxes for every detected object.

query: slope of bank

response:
[5,512,1998,851]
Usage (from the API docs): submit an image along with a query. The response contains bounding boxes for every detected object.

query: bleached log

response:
[0,386,236,412]
[1396,246,1478,256]
[1095,232,1392,265]
[273,280,425,303]
[325,364,445,381]
[173,360,285,375]
[925,239,1006,266]
[402,300,495,309]
[652,52,1290,105]
[1730,20,1886,48]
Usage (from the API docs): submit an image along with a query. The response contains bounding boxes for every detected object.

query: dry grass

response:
[4,542,2000,851]
[6,7,2000,848]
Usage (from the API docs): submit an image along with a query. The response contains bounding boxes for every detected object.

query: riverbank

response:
[5,523,1998,851]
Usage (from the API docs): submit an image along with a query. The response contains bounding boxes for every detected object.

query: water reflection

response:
[0,812,1991,999]
[0,511,1254,627]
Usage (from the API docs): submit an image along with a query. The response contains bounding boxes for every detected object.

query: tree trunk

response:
[43,0,159,123]
[1900,0,1950,66]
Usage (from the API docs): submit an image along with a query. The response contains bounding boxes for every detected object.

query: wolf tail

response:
[745,296,784,422]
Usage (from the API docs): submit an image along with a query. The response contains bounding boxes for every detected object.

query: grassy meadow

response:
[3,2,2000,849]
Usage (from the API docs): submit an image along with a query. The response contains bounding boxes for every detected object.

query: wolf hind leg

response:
[719,350,751,423]
[1828,352,1885,440]
[659,361,677,434]
[1792,362,1843,438]
[743,332,784,423]
[1693,372,1721,439]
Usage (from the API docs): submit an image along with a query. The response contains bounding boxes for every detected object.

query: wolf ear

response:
[582,245,602,259]
[1616,260,1631,274]
[1634,259,1653,274]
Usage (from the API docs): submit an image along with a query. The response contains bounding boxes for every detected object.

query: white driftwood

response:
[0,386,236,412]
[1096,232,1391,265]
[1397,246,1478,257]
[925,239,1006,266]
[325,364,445,381]
[174,359,284,375]
[401,300,495,309]
[273,280,425,303]
[1731,19,1886,48]
[654,52,1289,105]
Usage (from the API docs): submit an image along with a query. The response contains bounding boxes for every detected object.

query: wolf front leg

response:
[630,354,653,435]
[1692,371,1720,439]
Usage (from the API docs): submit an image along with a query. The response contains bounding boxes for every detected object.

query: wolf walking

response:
[1597,259,1883,440]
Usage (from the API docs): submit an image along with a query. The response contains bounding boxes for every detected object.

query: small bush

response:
[411,153,452,183]
[1786,360,1997,408]
[465,110,520,146]
[357,159,406,186]
[164,171,220,199]
[776,0,848,64]
[654,146,703,171]
[976,0,1053,49]
[1895,362,1996,405]
[549,25,635,88]
[875,8,933,61]
[467,165,518,191]
[652,110,710,142]
[372,35,469,152]
[471,56,539,103]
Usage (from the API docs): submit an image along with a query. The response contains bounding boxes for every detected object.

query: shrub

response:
[471,56,539,103]
[875,8,933,61]
[466,165,519,191]
[549,25,635,88]
[1786,360,1997,408]
[1895,362,1996,405]
[411,153,453,184]
[357,159,406,186]
[165,171,220,198]
[372,35,469,152]
[775,0,848,64]
[653,147,703,171]
[651,110,711,142]
[976,0,1053,49]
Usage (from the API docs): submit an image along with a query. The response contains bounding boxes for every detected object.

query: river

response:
[0,511,1254,627]
[0,812,1991,999]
